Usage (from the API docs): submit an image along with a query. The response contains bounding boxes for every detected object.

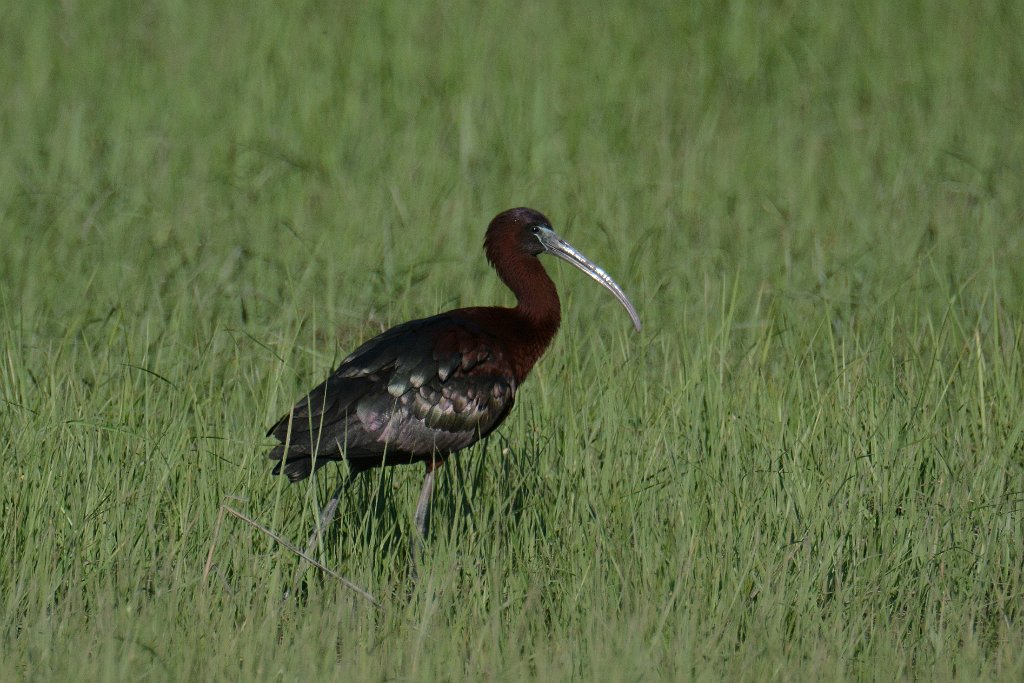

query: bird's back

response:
[267,311,518,481]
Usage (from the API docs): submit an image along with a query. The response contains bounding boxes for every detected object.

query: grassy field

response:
[3,0,1024,679]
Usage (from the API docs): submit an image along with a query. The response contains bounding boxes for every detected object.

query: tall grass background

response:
[2,1,1023,679]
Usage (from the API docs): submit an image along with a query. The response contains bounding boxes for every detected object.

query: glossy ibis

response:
[266,207,641,568]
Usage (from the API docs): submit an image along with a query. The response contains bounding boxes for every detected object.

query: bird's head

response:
[485,207,642,331]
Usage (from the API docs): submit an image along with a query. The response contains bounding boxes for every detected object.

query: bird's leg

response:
[413,467,436,539]
[410,462,438,580]
[304,482,344,555]
[290,469,358,590]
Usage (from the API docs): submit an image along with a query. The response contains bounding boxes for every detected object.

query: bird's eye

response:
[530,225,541,234]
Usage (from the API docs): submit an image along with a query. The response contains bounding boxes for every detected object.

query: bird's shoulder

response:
[334,309,516,388]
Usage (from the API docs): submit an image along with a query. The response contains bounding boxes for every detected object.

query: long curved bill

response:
[538,228,642,331]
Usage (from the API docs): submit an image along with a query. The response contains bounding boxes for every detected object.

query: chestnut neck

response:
[487,246,562,383]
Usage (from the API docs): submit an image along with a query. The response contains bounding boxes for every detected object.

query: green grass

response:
[3,0,1024,679]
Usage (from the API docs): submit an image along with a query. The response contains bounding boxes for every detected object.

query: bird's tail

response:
[268,445,336,482]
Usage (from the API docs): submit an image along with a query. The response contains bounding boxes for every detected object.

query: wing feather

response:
[267,313,517,480]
